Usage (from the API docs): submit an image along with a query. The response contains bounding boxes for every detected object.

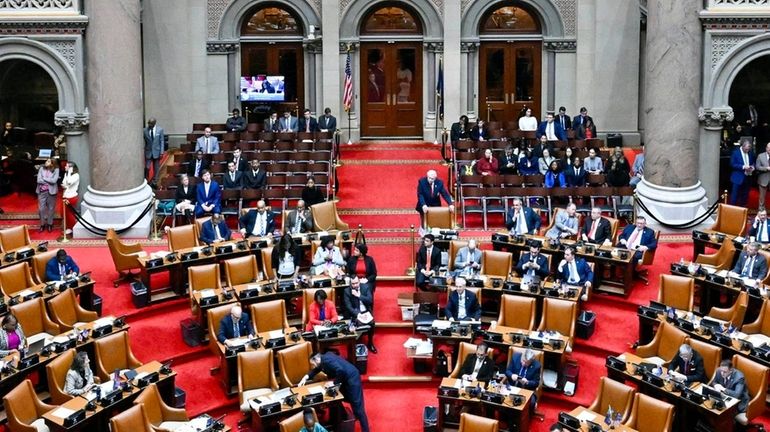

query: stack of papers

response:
[746,333,770,347]
[226,337,249,347]
[644,356,666,367]
[93,317,115,328]
[151,251,169,259]
[403,338,422,349]
[246,284,262,291]
[432,320,451,329]
[50,407,75,419]
[268,330,284,339]
[306,386,324,394]
[199,289,216,298]
[414,340,433,356]
[576,410,596,422]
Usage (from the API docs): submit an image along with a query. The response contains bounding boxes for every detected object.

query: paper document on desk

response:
[50,407,75,419]
[715,269,729,277]
[134,372,149,381]
[86,382,118,401]
[414,340,433,356]
[246,284,262,291]
[576,410,596,422]
[16,289,34,298]
[93,316,115,328]
[432,320,451,330]
[189,417,210,429]
[199,289,216,298]
[746,333,770,347]
[227,337,249,347]
[644,356,666,367]
[500,386,519,395]
[313,326,329,335]
[152,251,169,258]
[268,329,284,339]
[273,387,293,400]
[306,386,324,394]
[403,337,422,349]
[193,246,204,252]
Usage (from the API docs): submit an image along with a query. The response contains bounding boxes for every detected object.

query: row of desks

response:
[436,377,533,432]
[0,276,96,320]
[247,380,345,431]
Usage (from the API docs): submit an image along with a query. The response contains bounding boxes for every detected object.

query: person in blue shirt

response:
[45,249,80,281]
[299,408,328,432]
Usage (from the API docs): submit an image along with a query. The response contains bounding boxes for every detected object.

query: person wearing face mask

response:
[286,200,314,234]
[312,236,345,275]
[475,149,499,176]
[445,278,481,321]
[45,249,79,281]
[239,199,274,238]
[61,161,80,234]
[459,342,494,383]
[668,344,706,384]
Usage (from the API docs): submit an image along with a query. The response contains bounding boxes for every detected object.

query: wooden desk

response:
[0,244,40,271]
[250,380,345,431]
[436,377,532,432]
[566,406,638,432]
[485,324,569,355]
[692,230,735,260]
[0,278,96,320]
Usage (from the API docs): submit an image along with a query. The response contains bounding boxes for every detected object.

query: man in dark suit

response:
[279,110,298,132]
[187,150,210,178]
[222,161,243,190]
[217,305,254,343]
[572,107,595,131]
[710,359,750,418]
[45,249,80,281]
[581,208,612,245]
[565,157,587,186]
[517,242,550,279]
[298,109,319,133]
[194,170,221,217]
[732,242,768,280]
[730,140,756,206]
[143,118,164,186]
[199,213,231,244]
[285,200,314,234]
[669,344,707,384]
[239,199,275,238]
[617,216,657,264]
[558,247,593,301]
[263,112,280,132]
[498,146,518,174]
[556,106,572,130]
[318,108,336,132]
[450,115,470,143]
[459,342,494,382]
[445,278,481,321]
[470,119,487,142]
[243,159,266,189]
[343,276,376,353]
[303,352,370,432]
[415,169,454,228]
[230,147,247,172]
[536,112,567,141]
[416,234,442,291]
[226,108,246,132]
[749,209,770,243]
[506,198,541,235]
[505,348,541,407]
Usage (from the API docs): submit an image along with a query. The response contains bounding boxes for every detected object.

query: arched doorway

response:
[359,4,424,138]
[0,59,58,133]
[478,2,542,122]
[728,55,770,143]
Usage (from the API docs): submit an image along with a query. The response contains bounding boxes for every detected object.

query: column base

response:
[73,181,154,239]
[635,178,714,233]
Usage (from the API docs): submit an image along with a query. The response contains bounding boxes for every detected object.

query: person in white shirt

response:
[750,209,770,243]
[61,162,80,235]
[518,108,538,131]
[195,127,219,154]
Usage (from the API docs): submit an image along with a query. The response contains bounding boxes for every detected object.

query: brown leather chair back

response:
[448,240,469,271]
[710,204,748,236]
[0,225,31,252]
[31,249,58,284]
[238,350,279,406]
[310,201,349,231]
[742,298,770,336]
[207,304,233,357]
[623,393,674,432]
[188,263,222,294]
[194,217,211,239]
[587,377,635,422]
[695,240,735,270]
[261,246,275,280]
[106,228,144,273]
[708,290,748,328]
[425,207,453,229]
[606,216,620,243]
[497,295,536,330]
[110,404,154,432]
[0,262,36,296]
[458,412,499,432]
[658,274,694,311]
[251,300,289,333]
[481,250,513,279]
[508,346,544,401]
[277,341,313,386]
[94,331,142,381]
[640,230,661,267]
[11,297,60,337]
[135,384,172,427]
[537,297,577,338]
[48,289,98,331]
[279,407,318,432]
[450,342,493,378]
[3,379,55,431]
[688,338,721,383]
[733,353,770,423]
[224,255,259,286]
[167,224,199,252]
[303,287,334,327]
[635,321,688,362]
[46,348,76,404]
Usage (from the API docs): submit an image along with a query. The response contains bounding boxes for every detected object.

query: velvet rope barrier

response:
[65,198,156,237]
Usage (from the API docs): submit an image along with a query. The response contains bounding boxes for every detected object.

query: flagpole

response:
[347,109,352,145]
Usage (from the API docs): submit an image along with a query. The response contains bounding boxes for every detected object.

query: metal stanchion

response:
[149,198,162,241]
[57,198,71,243]
[722,190,728,204]
[405,224,416,276]
[334,129,343,168]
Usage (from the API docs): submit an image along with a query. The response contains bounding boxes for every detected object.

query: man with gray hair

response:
[453,239,482,277]
[546,203,579,239]
[415,169,454,228]
[505,348,541,408]
[732,241,768,280]
[668,343,706,384]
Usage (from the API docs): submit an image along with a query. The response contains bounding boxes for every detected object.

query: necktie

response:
[430,182,434,195]
[294,212,302,233]
[744,256,755,278]
[59,264,66,279]
[195,161,201,177]
[684,360,689,374]
[514,212,520,234]
[205,138,210,153]
[150,128,154,140]
[560,116,565,129]
[627,229,640,248]
[233,320,240,338]
[425,248,432,270]
[589,220,598,239]
[519,365,527,377]
[234,157,239,168]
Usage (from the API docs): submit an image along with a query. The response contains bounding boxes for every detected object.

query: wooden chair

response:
[0,225,32,252]
[110,404,154,432]
[708,290,748,328]
[45,348,76,404]
[587,377,635,423]
[425,207,454,229]
[238,350,279,412]
[481,250,513,279]
[458,412,499,432]
[134,383,189,431]
[3,379,56,432]
[709,204,748,237]
[694,240,735,271]
[106,228,145,287]
[310,200,349,231]
[733,353,770,427]
[94,331,142,381]
[250,300,290,333]
[497,295,536,330]
[623,393,674,432]
[47,289,99,331]
[657,274,694,311]
[635,321,688,362]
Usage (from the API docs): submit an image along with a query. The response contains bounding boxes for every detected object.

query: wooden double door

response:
[360,42,423,137]
[479,41,542,122]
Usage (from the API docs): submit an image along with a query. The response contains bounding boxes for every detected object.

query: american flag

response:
[343,51,353,112]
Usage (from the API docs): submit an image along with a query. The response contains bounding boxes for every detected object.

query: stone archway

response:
[219,0,321,41]
[461,0,566,39]
[340,0,442,40]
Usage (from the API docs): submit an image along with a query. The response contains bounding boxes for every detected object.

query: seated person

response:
[302,177,326,207]
[731,241,768,280]
[518,149,539,175]
[200,213,231,244]
[498,146,518,175]
[311,236,345,276]
[272,233,301,280]
[445,278,481,321]
[750,209,770,243]
[343,277,376,353]
[565,157,587,187]
[174,174,196,222]
[226,108,246,132]
[0,314,26,357]
[286,200,314,234]
[518,108,538,131]
[616,216,657,265]
[475,149,499,176]
[546,203,579,239]
[668,344,706,384]
[459,342,494,382]
[187,150,209,178]
[517,242,550,279]
[64,351,96,396]
[557,247,593,301]
[505,348,541,407]
[298,109,319,133]
[243,159,267,190]
[581,207,612,245]
[450,115,470,143]
[470,119,486,142]
[506,198,540,235]
[453,239,482,278]
[300,407,329,432]
[217,305,254,344]
[416,234,442,291]
[630,144,644,187]
[194,170,221,217]
[306,289,338,332]
[538,148,556,176]
[710,359,750,424]
[544,160,566,188]
[239,199,274,238]
[222,161,243,190]
[583,148,604,174]
[46,249,80,281]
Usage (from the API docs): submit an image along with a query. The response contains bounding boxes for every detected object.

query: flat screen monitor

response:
[240,75,285,102]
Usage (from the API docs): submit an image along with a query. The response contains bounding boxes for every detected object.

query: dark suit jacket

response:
[732,252,769,280]
[572,114,594,130]
[669,350,707,384]
[618,226,657,251]
[346,256,377,286]
[230,156,247,172]
[242,168,266,189]
[298,117,319,133]
[731,148,756,185]
[263,118,280,133]
[318,115,337,132]
[226,116,246,132]
[45,256,79,281]
[505,354,541,391]
[343,284,374,322]
[415,177,453,212]
[582,217,612,244]
[516,252,550,279]
[459,354,495,382]
[308,353,363,397]
[558,258,593,286]
[749,219,770,243]
[506,206,541,234]
[710,369,749,413]
[217,313,254,343]
[445,290,481,320]
[200,219,232,244]
[470,125,486,141]
[186,158,210,178]
[195,181,221,215]
[535,121,567,141]
[498,153,518,175]
[285,209,314,234]
[574,123,597,141]
[222,171,243,190]
[556,114,572,130]
[565,165,587,186]
[175,185,196,204]
[239,209,275,237]
[450,122,469,142]
[416,245,442,273]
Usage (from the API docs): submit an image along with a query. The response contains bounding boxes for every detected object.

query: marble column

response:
[443,0,461,128]
[635,0,709,230]
[322,0,341,118]
[77,0,153,238]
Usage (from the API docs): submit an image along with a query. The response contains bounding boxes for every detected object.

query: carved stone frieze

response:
[544,40,577,52]
[206,41,238,54]
[698,106,735,130]
[54,109,89,133]
[44,39,77,68]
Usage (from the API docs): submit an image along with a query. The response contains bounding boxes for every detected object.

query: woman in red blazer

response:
[306,289,339,331]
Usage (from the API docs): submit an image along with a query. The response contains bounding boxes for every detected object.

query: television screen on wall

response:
[240,75,285,102]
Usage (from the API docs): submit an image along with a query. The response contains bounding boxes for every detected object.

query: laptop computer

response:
[25,338,46,356]
[37,148,52,159]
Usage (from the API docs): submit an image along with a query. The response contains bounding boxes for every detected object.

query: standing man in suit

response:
[298,109,319,133]
[459,342,494,382]
[556,106,572,130]
[195,127,219,154]
[318,108,336,132]
[279,110,298,132]
[199,213,231,244]
[516,242,550,279]
[572,107,595,131]
[239,199,274,238]
[755,142,770,210]
[263,112,279,132]
[450,115,470,143]
[415,169,454,229]
[45,249,80,281]
[445,278,481,321]
[230,147,247,172]
[453,239,482,278]
[557,247,593,301]
[710,359,750,421]
[187,150,210,178]
[416,234,442,291]
[194,170,221,217]
[506,198,541,235]
[243,159,266,189]
[536,112,567,142]
[668,344,706,384]
[222,161,243,190]
[143,118,164,187]
[302,352,370,432]
[217,305,254,344]
[730,140,755,206]
[226,108,246,132]
[749,209,770,243]
[286,200,314,234]
[546,203,579,239]
[731,242,768,280]
[581,208,612,245]
[505,349,541,408]
[617,216,657,265]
